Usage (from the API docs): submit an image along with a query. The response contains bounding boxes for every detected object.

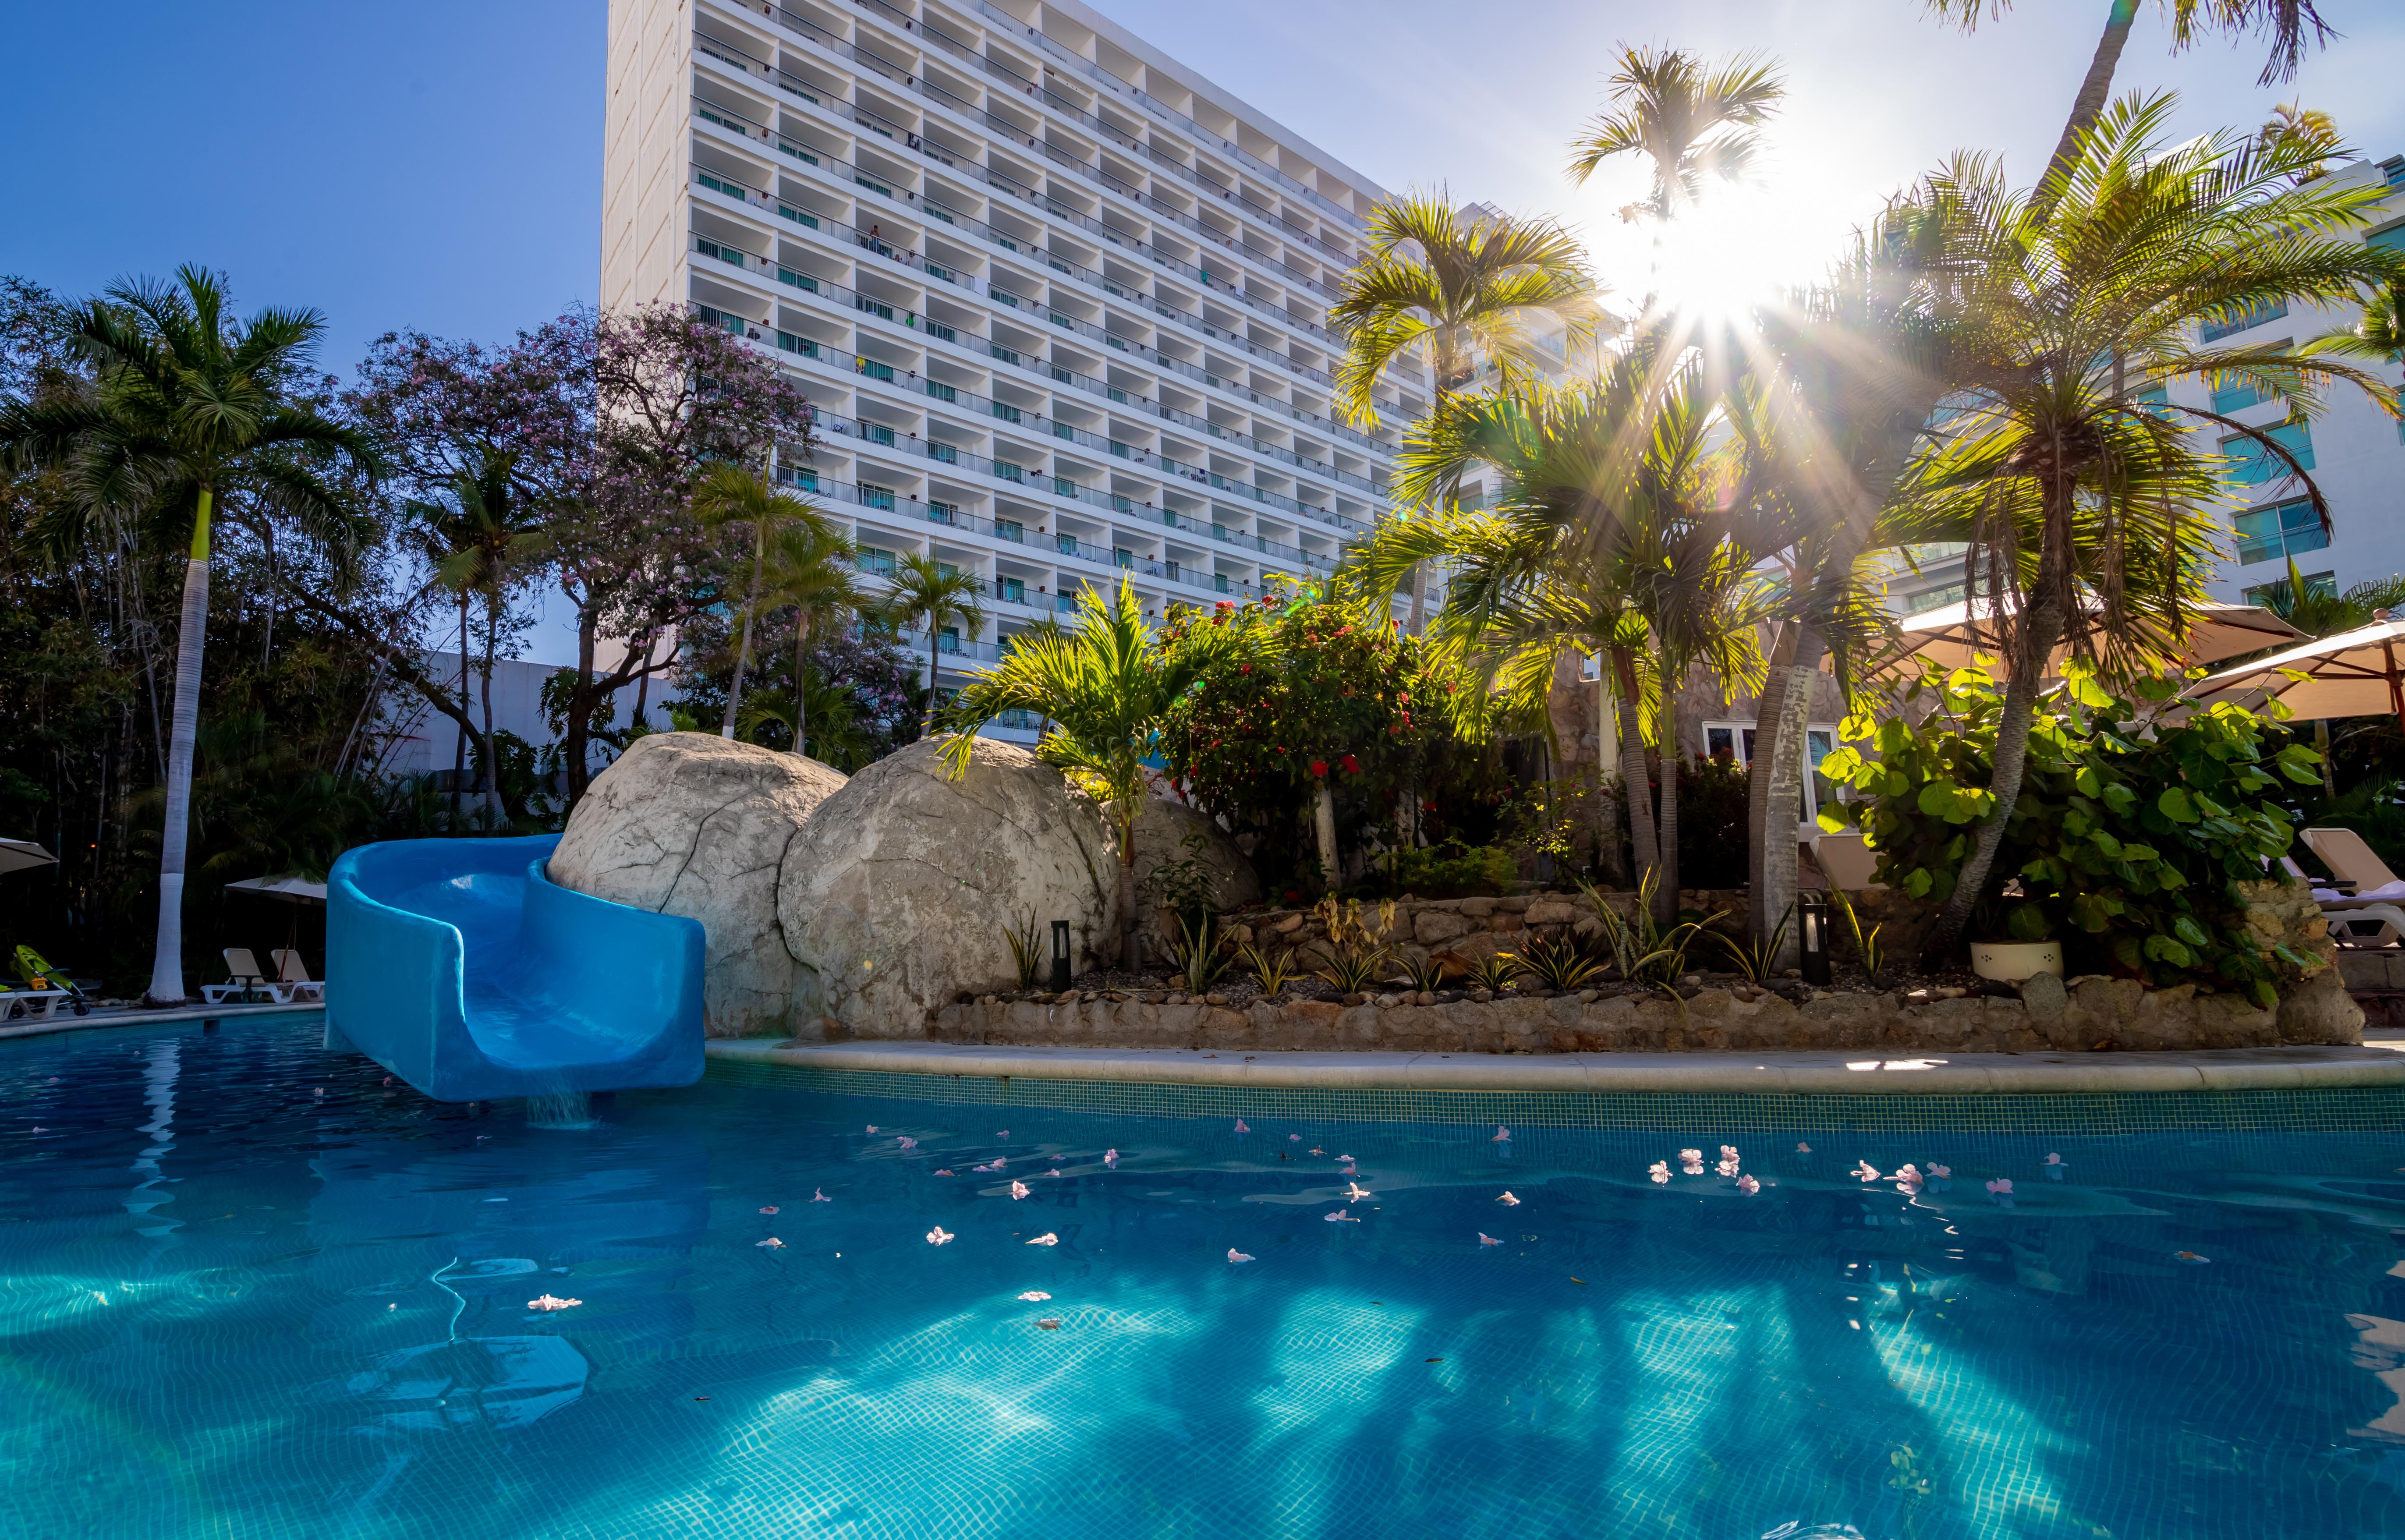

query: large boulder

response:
[779,736,1121,1034]
[550,732,846,1037]
[1132,798,1260,947]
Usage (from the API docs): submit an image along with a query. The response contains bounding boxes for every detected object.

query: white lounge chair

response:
[1809,830,1885,891]
[2296,830,2405,948]
[271,949,324,1003]
[202,948,290,1005]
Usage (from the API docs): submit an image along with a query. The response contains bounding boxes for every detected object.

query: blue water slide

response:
[326,834,705,1102]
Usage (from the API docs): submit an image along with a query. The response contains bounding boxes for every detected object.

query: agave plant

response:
[1392,949,1457,993]
[1169,914,1237,995]
[1310,896,1397,995]
[1712,903,1792,983]
[1000,909,1044,990]
[1456,954,1524,995]
[1830,888,1886,988]
[1236,940,1302,1000]
[1583,872,1711,989]
[1501,933,1606,991]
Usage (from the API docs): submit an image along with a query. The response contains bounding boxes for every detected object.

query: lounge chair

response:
[7,945,90,1020]
[202,948,290,1005]
[271,948,325,1003]
[1809,830,1885,891]
[2293,832,2405,948]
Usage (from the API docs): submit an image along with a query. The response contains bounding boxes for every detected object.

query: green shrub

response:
[1819,662,2324,1005]
[1378,839,1516,897]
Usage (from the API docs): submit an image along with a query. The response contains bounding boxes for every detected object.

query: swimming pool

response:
[5,1016,2405,1540]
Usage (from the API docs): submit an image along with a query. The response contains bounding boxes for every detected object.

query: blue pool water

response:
[6,1019,2405,1539]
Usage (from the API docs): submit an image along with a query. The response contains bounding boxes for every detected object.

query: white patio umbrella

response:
[223,873,329,905]
[0,838,57,876]
[1888,597,2299,675]
[2183,616,2405,728]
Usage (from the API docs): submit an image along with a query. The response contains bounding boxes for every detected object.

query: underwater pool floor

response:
[6,1016,2405,1539]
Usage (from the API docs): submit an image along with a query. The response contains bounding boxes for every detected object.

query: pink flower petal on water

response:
[759,1206,780,1215]
[2174,1250,2211,1265]
[1103,1149,1119,1167]
[898,1136,917,1151]
[995,1130,1009,1138]
[1852,1161,1882,1182]
[1036,1317,1062,1329]
[1928,1163,1952,1179]
[1495,1192,1520,1206]
[1987,1178,2014,1195]
[811,1188,831,1202]
[1344,1182,1373,1200]
[1478,1233,1502,1246]
[866,1125,878,1134]
[2044,1152,2064,1166]
[1796,1142,1811,1154]
[933,1168,954,1176]
[1289,1133,1301,1142]
[1027,1232,1059,1246]
[527,1294,582,1311]
[756,1238,785,1249]
[1009,1180,1031,1200]
[1018,1290,1052,1301]
[926,1226,954,1246]
[1492,1126,1512,1142]
[1323,1208,1360,1223]
[1234,1119,1250,1133]
[1737,1175,1760,1195]
[1227,1248,1254,1264]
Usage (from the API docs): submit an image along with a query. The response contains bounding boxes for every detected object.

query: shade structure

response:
[224,873,329,905]
[1886,598,2299,675]
[0,839,57,876]
[2184,617,2405,726]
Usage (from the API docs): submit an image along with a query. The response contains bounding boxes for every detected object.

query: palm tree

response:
[1329,195,1601,633]
[693,464,841,740]
[413,450,547,823]
[882,552,988,737]
[750,516,868,759]
[1566,44,1786,272]
[942,577,1242,971]
[1900,94,2402,955]
[0,265,379,1005]
[1922,0,2334,216]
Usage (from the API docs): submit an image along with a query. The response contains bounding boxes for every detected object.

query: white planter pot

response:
[1969,940,2063,982]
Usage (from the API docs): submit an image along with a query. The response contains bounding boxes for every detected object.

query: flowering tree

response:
[1158,592,1443,892]
[345,304,815,800]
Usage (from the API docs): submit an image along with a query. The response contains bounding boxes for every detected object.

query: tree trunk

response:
[145,488,213,1006]
[479,597,502,824]
[566,607,597,807]
[1609,648,1661,889]
[1313,780,1340,890]
[722,526,764,739]
[1405,563,1428,637]
[1757,630,1824,970]
[923,624,941,739]
[1654,711,1681,927]
[452,591,470,821]
[1746,623,1799,941]
[791,612,811,758]
[2316,719,2336,798]
[1929,595,2067,958]
[1118,813,1141,973]
[2033,0,2139,222]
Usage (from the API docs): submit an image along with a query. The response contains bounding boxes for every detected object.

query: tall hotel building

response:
[604,0,1417,734]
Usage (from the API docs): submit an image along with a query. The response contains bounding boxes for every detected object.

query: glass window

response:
[2233,498,2329,566]
[2243,571,2334,605]
[996,519,1024,543]
[2202,300,2288,343]
[859,484,896,512]
[999,577,1025,603]
[2220,420,2314,485]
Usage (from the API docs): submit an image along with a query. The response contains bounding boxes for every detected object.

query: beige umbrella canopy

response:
[0,839,57,876]
[1886,597,2299,676]
[2184,616,2405,727]
[223,873,329,905]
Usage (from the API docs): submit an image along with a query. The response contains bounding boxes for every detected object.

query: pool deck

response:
[708,1032,2405,1095]
[0,1000,322,1044]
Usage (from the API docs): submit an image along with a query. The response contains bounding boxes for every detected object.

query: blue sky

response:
[7,0,2403,659]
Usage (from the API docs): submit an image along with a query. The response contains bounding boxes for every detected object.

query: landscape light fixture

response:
[1798,892,1831,987]
[1050,920,1073,992]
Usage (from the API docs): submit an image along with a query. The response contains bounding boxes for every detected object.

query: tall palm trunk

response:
[1745,623,1798,941]
[1609,647,1661,893]
[923,621,942,738]
[791,611,812,758]
[1314,781,1341,889]
[479,595,502,822]
[1755,630,1823,968]
[1655,728,1681,925]
[2036,0,2141,219]
[145,487,212,1006]
[452,591,470,821]
[722,527,765,739]
[1117,804,1141,972]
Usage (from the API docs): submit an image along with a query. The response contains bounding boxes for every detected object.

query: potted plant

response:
[1969,895,2061,982]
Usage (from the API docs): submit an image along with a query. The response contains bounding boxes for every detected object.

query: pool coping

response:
[0,1000,322,1044]
[706,1035,2405,1094]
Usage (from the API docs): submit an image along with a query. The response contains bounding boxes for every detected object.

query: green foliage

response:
[1713,903,1791,982]
[1147,831,1222,934]
[1001,909,1043,991]
[1168,913,1236,995]
[1380,839,1517,898]
[1583,871,1709,988]
[1502,932,1605,991]
[1309,896,1396,995]
[1158,591,1451,887]
[1676,754,1751,888]
[1821,662,2321,1002]
[1392,949,1456,992]
[1454,954,1523,994]
[1235,939,1301,999]
[1829,888,1886,984]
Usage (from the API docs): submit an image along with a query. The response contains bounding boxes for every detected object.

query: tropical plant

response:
[883,552,987,738]
[1455,954,1523,995]
[1328,195,1599,630]
[1820,661,2323,1003]
[734,665,872,768]
[1502,932,1606,991]
[1310,895,1396,995]
[1566,43,1785,300]
[1169,913,1236,995]
[1392,948,1457,993]
[1236,939,1302,999]
[1829,887,1887,987]
[414,449,546,819]
[1921,0,2334,217]
[1895,94,2403,956]
[943,577,1241,970]
[1000,908,1045,990]
[1380,839,1518,898]
[0,265,381,1003]
[694,464,838,741]
[1712,903,1793,983]
[747,515,866,758]
[1583,872,1709,989]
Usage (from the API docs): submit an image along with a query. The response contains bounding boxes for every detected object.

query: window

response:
[1701,721,1847,827]
[859,483,896,512]
[1906,583,1967,615]
[939,626,961,653]
[1055,532,1078,555]
[924,320,956,343]
[2244,571,2334,605]
[999,577,1025,603]
[855,296,895,321]
[858,359,895,382]
[929,500,960,524]
[2202,300,2288,343]
[992,401,1022,424]
[2221,420,2314,484]
[864,424,895,446]
[1055,477,1078,497]
[1114,547,1133,568]
[778,205,818,229]
[995,707,1043,729]
[1054,422,1075,440]
[996,519,1024,543]
[995,460,1024,483]
[777,267,817,292]
[2234,497,2329,565]
[857,547,896,576]
[1056,592,1078,613]
[925,380,956,403]
[1213,572,1230,594]
[776,331,817,358]
[929,442,957,463]
[2211,373,2270,413]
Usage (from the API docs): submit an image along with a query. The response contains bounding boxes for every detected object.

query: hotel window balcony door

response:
[1702,720,1845,835]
